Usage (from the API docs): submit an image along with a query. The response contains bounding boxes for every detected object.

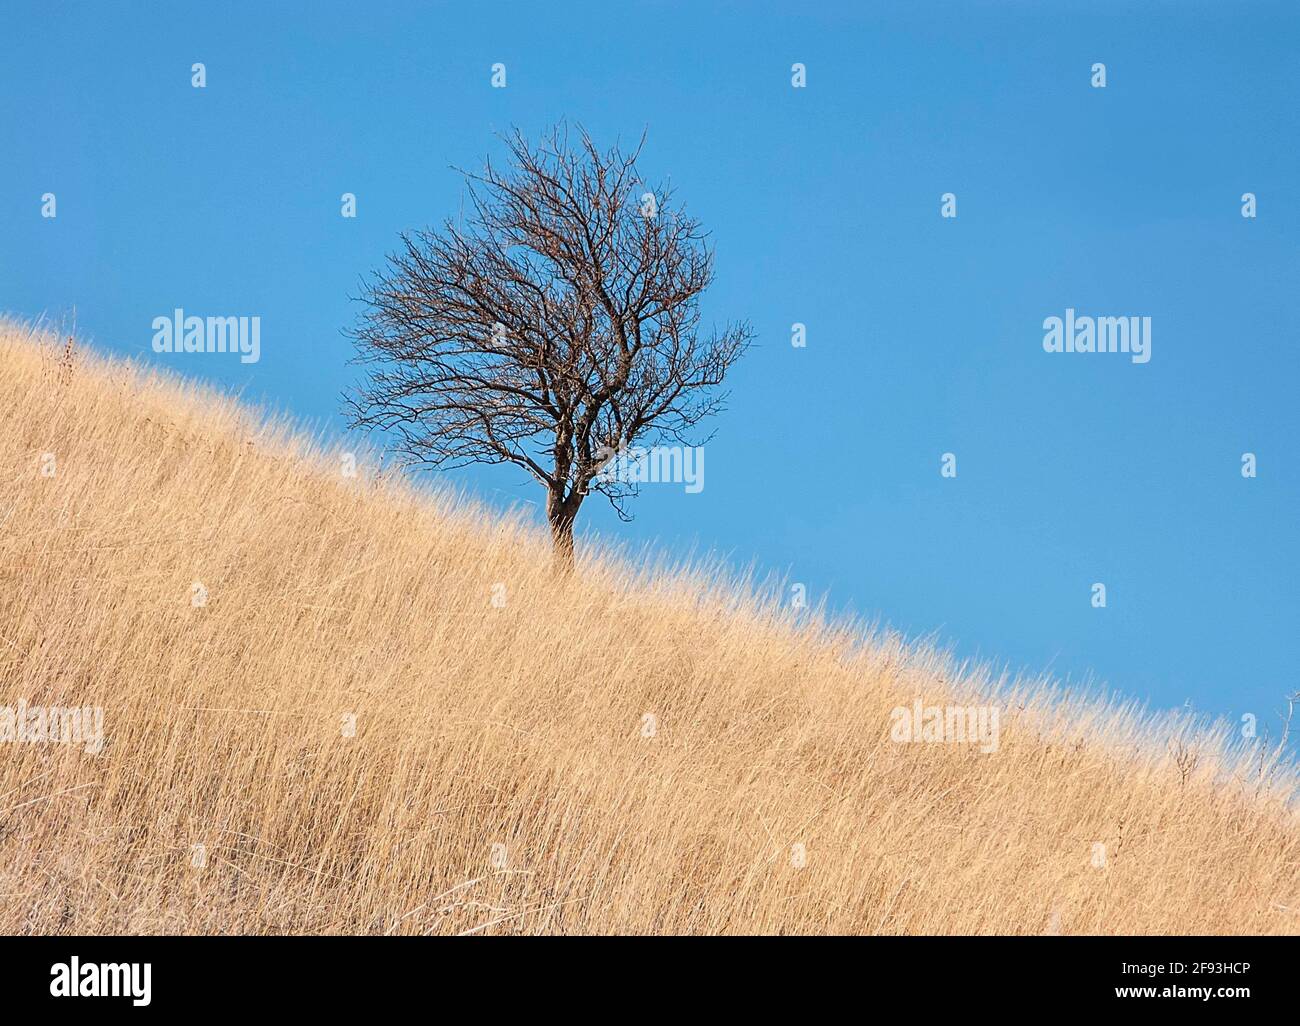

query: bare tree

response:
[345,124,752,566]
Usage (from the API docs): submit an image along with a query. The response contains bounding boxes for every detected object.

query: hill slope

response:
[1,322,1296,935]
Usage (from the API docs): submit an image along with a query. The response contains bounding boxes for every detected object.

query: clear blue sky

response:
[4,1,1298,743]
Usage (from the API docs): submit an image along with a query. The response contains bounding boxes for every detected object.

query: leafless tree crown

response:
[346,124,752,561]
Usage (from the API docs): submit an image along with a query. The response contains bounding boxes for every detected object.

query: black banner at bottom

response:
[0,935,1293,1013]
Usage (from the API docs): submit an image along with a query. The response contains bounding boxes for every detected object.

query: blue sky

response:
[4,1,1298,744]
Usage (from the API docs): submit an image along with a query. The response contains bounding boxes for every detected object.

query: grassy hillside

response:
[0,321,1295,935]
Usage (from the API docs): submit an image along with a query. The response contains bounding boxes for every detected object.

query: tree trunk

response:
[547,491,579,572]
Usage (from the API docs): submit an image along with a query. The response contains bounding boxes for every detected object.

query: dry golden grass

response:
[0,320,1296,935]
